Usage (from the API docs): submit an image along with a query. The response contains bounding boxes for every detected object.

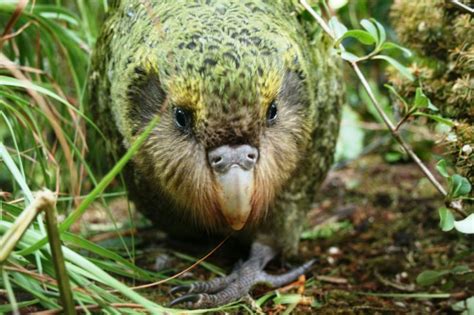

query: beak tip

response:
[215,166,254,231]
[228,220,247,231]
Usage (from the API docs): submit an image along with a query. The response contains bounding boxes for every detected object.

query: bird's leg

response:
[169,242,314,309]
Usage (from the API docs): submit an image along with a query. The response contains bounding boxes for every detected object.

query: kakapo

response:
[89,0,343,308]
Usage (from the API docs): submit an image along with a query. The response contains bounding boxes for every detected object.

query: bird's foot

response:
[169,242,314,309]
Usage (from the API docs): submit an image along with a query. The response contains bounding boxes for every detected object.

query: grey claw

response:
[168,294,202,307]
[170,285,190,295]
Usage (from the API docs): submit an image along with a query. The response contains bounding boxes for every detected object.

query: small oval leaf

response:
[436,159,449,178]
[372,55,415,81]
[450,174,472,198]
[416,270,449,286]
[360,19,378,44]
[380,42,413,57]
[450,265,470,274]
[415,87,429,108]
[339,30,376,45]
[438,207,454,232]
[413,112,454,126]
[371,18,386,45]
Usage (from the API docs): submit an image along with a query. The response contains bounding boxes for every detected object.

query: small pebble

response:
[328,246,341,255]
[462,144,472,155]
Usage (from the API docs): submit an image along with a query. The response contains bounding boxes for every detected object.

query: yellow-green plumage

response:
[89,0,342,259]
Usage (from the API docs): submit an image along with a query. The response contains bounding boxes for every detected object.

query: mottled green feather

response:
[88,0,343,256]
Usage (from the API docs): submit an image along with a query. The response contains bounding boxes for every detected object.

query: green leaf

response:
[452,296,474,313]
[360,19,378,44]
[372,55,414,81]
[436,160,449,178]
[453,214,474,234]
[438,207,454,232]
[328,16,348,40]
[371,18,386,45]
[0,143,34,203]
[338,30,376,45]
[413,112,454,127]
[380,42,413,57]
[416,270,449,286]
[450,174,472,198]
[414,87,434,109]
[341,51,359,62]
[451,265,470,274]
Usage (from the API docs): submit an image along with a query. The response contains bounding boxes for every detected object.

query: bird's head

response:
[119,24,313,232]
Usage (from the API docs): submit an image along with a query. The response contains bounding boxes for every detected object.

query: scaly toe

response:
[170,273,238,296]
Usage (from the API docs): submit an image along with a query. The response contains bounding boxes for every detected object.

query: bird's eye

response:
[267,101,278,124]
[174,107,191,130]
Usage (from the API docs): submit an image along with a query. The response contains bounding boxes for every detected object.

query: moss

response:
[389,0,473,185]
[452,123,474,183]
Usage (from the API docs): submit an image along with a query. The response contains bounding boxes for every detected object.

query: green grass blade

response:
[0,143,34,203]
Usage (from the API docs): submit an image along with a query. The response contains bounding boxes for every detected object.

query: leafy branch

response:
[299,1,471,225]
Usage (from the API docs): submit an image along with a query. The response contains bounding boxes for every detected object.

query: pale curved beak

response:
[208,144,258,230]
[215,165,254,230]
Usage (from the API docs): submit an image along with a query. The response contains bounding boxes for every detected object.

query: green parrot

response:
[89,0,343,308]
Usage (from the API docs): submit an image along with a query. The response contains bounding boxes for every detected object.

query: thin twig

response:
[394,112,412,132]
[450,0,474,14]
[299,0,467,218]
